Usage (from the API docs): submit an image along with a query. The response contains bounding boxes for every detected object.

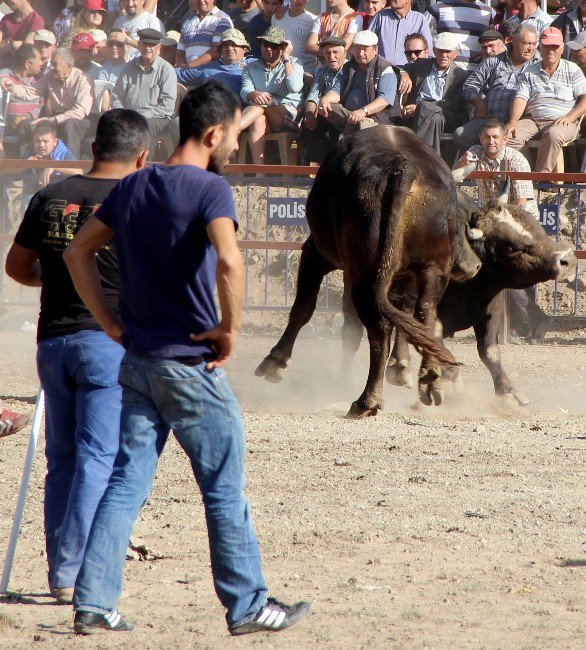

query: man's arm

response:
[63,216,125,343]
[183,45,220,69]
[191,217,244,369]
[53,75,93,124]
[5,243,42,287]
[506,97,528,137]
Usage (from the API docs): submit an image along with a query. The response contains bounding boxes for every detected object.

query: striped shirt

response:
[516,58,586,120]
[507,9,553,36]
[178,8,233,63]
[0,69,42,123]
[426,0,495,69]
[468,144,538,218]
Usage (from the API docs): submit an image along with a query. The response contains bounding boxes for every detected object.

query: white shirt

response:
[272,10,317,74]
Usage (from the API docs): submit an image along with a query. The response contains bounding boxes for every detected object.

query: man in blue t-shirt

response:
[64,80,310,637]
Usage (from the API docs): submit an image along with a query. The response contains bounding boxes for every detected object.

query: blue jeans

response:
[37,330,124,590]
[73,352,268,627]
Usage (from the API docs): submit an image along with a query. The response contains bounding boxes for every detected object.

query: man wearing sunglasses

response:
[403,32,429,63]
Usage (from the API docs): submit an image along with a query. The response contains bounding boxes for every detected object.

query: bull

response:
[255,126,483,418]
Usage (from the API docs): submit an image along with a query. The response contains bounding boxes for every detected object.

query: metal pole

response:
[0,389,45,594]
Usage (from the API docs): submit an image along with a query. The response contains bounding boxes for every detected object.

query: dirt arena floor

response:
[0,325,585,649]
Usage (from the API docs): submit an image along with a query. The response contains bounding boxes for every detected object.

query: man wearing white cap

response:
[33,29,56,75]
[318,30,400,134]
[403,31,470,152]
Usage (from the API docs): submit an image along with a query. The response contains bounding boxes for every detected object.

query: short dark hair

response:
[33,121,57,138]
[404,33,428,50]
[15,44,39,70]
[482,117,507,133]
[178,80,239,145]
[93,109,150,163]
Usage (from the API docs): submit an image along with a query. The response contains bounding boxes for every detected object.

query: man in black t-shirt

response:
[5,109,149,605]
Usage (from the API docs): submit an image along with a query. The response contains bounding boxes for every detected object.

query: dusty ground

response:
[0,326,585,650]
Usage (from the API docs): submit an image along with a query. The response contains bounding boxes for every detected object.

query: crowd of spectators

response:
[0,0,586,172]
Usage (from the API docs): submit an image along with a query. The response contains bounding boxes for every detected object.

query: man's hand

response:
[39,167,54,186]
[554,114,575,127]
[398,71,412,95]
[402,103,416,117]
[318,98,334,117]
[457,150,480,167]
[304,112,317,130]
[1,77,13,91]
[282,40,294,59]
[190,325,239,369]
[31,117,56,128]
[247,90,272,106]
[347,108,367,125]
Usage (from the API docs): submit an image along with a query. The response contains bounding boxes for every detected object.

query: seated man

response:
[476,29,507,62]
[403,31,470,153]
[176,28,249,97]
[97,30,130,83]
[176,0,233,69]
[507,26,586,173]
[239,26,304,164]
[403,32,430,64]
[455,24,539,152]
[112,28,177,154]
[1,47,93,158]
[249,0,285,59]
[317,30,399,135]
[302,35,346,162]
[72,32,103,80]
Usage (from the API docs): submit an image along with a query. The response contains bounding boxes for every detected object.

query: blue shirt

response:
[175,58,248,98]
[248,13,271,59]
[24,139,75,196]
[369,9,433,66]
[96,164,238,357]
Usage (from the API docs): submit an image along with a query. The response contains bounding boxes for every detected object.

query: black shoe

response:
[229,597,310,636]
[73,610,134,635]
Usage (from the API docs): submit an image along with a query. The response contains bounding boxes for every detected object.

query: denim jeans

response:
[37,329,124,590]
[73,352,268,627]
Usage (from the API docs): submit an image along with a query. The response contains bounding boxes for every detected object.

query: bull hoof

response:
[346,400,381,419]
[255,355,288,383]
[430,387,445,406]
[418,384,433,406]
[386,363,414,389]
[513,391,530,406]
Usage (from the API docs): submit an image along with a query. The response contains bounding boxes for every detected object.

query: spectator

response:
[96,29,128,82]
[176,0,233,69]
[239,26,304,164]
[272,0,317,73]
[499,19,518,44]
[228,0,259,40]
[477,28,507,60]
[369,0,433,66]
[53,0,85,44]
[60,0,107,48]
[33,28,56,73]
[403,32,429,63]
[454,117,549,344]
[89,28,109,64]
[113,0,165,57]
[302,35,346,162]
[176,27,248,97]
[72,32,103,79]
[317,30,399,134]
[455,24,539,152]
[507,26,586,173]
[305,0,363,60]
[360,0,387,31]
[0,43,42,155]
[426,0,496,70]
[566,30,586,73]
[5,108,149,607]
[248,0,284,59]
[0,0,45,66]
[551,0,586,59]
[160,29,180,66]
[507,0,553,35]
[112,28,177,153]
[403,31,470,153]
[0,405,30,438]
[1,47,93,158]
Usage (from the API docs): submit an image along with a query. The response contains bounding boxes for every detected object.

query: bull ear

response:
[466,224,484,241]
[497,177,510,204]
[452,163,476,183]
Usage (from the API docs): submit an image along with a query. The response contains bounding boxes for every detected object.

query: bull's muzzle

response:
[555,248,577,281]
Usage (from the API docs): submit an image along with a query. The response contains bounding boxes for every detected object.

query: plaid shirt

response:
[463,51,537,121]
[468,144,538,218]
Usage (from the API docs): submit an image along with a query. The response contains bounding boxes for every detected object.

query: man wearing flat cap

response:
[507,26,586,173]
[317,30,400,135]
[477,29,506,61]
[402,31,470,152]
[239,26,304,164]
[176,28,249,97]
[112,28,177,155]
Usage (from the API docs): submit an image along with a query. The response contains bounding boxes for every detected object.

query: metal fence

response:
[1,162,585,323]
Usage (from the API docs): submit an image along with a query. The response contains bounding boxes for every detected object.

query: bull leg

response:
[386,284,416,389]
[346,285,390,419]
[339,276,364,377]
[474,293,529,406]
[255,237,335,383]
[414,266,450,406]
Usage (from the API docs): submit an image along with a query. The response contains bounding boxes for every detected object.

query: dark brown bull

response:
[255,126,482,418]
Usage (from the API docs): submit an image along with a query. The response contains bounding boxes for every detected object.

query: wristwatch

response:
[363,106,369,115]
[282,58,291,63]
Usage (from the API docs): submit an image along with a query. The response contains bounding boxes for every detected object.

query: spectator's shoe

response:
[51,587,73,604]
[229,597,310,636]
[0,408,30,439]
[508,330,524,345]
[527,317,551,345]
[74,610,134,635]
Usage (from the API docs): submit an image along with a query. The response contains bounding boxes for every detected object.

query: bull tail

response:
[375,161,458,367]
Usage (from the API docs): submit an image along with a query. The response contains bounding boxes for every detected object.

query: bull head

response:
[452,163,477,184]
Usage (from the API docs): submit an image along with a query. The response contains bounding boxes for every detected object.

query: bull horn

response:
[467,227,484,240]
[452,163,476,183]
[498,177,510,204]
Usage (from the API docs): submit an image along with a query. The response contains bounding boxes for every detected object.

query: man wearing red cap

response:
[507,26,586,173]
[72,32,103,80]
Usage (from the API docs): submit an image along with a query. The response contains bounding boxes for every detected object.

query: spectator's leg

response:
[240,106,265,131]
[248,112,269,165]
[506,118,540,160]
[453,118,485,152]
[412,101,446,153]
[535,119,579,173]
[146,118,172,160]
[59,118,91,159]
[301,116,340,164]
